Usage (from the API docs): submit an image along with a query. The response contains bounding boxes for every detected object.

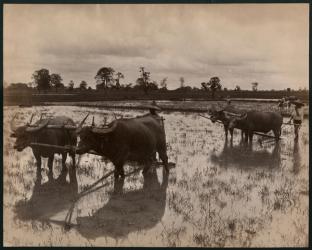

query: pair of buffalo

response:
[208,105,283,142]
[10,106,283,183]
[10,113,169,182]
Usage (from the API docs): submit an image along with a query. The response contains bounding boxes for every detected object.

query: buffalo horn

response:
[91,121,117,134]
[76,113,90,132]
[223,111,243,117]
[10,113,18,132]
[27,114,34,125]
[25,120,49,133]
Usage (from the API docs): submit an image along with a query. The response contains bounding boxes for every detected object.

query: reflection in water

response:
[14,169,78,221]
[76,167,169,239]
[211,140,282,169]
[292,141,301,175]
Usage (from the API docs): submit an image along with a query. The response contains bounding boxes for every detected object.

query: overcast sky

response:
[4,4,309,90]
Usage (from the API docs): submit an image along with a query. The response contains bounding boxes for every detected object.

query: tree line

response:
[6,66,306,96]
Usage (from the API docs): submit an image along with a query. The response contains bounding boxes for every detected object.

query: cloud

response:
[4,4,309,90]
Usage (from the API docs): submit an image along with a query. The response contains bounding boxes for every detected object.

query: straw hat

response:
[292,100,305,108]
[144,100,162,111]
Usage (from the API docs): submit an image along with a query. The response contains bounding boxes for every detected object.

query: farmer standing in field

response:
[146,100,162,116]
[143,100,164,162]
[287,101,305,141]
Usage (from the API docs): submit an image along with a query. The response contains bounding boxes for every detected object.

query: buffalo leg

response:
[229,128,234,142]
[70,153,76,169]
[47,155,54,181]
[244,131,249,143]
[224,125,228,140]
[248,132,254,144]
[113,162,125,179]
[273,129,281,142]
[142,159,153,175]
[34,153,42,183]
[158,150,169,172]
[57,153,68,183]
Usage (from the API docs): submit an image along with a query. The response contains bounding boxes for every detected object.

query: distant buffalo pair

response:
[208,105,283,142]
[10,113,169,183]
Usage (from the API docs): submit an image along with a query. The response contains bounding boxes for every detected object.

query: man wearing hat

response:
[287,101,305,141]
[147,100,162,116]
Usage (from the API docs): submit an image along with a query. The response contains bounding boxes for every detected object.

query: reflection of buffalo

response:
[292,141,301,175]
[211,141,281,169]
[76,167,169,239]
[14,170,78,221]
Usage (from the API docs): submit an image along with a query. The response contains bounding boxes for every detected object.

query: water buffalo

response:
[209,105,247,141]
[76,114,169,179]
[228,111,283,143]
[10,115,78,182]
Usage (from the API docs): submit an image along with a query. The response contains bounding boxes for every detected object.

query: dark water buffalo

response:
[209,105,247,140]
[10,115,77,182]
[76,114,169,179]
[228,111,283,143]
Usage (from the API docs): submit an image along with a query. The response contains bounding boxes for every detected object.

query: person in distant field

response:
[287,101,305,141]
[144,100,163,162]
[147,100,162,116]
[277,98,285,111]
[224,96,231,105]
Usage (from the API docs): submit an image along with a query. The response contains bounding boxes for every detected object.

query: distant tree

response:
[208,76,222,98]
[32,68,51,93]
[136,67,151,94]
[79,80,87,90]
[286,88,291,92]
[95,67,115,88]
[148,81,159,91]
[68,80,75,91]
[251,82,258,91]
[8,83,29,90]
[96,83,105,90]
[4,80,9,88]
[50,73,64,92]
[88,86,92,91]
[160,77,168,90]
[125,83,133,90]
[234,85,241,91]
[179,77,185,88]
[115,72,124,89]
[201,82,209,91]
[27,82,34,88]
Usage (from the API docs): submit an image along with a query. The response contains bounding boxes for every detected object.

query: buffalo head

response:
[209,104,230,123]
[228,113,248,130]
[10,114,49,151]
[76,116,117,155]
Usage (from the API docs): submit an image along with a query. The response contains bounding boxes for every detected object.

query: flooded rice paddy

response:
[3,104,309,247]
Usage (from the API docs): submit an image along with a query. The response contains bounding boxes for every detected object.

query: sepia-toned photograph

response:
[3,3,309,247]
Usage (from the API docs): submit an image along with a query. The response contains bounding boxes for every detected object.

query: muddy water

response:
[3,105,309,246]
